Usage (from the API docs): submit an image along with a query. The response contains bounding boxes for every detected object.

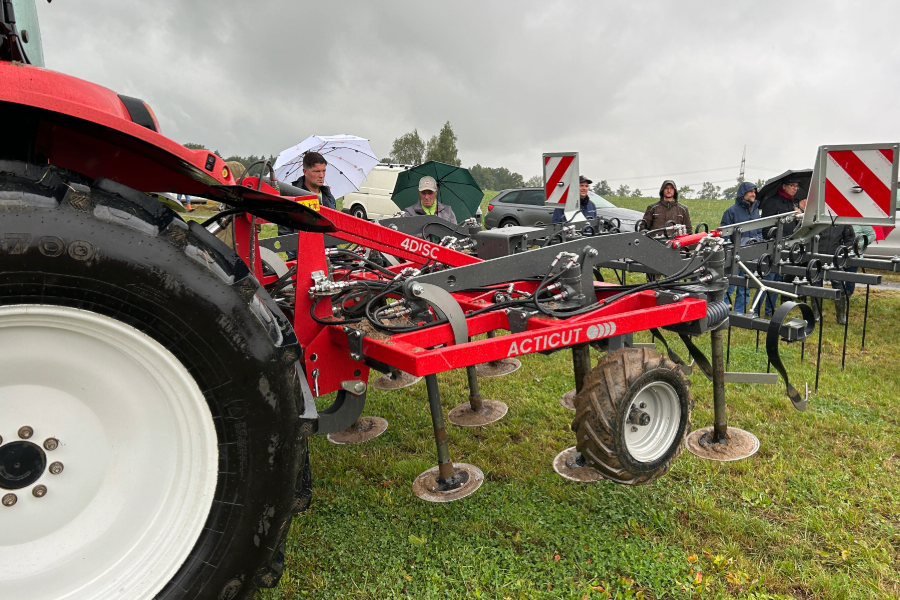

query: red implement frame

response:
[278,206,708,396]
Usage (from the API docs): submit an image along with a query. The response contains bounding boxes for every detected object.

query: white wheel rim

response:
[623,381,681,463]
[0,306,218,600]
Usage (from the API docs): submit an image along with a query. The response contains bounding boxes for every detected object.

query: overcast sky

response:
[36,0,900,193]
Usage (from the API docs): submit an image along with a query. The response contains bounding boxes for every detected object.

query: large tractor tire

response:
[571,347,692,485]
[0,161,312,600]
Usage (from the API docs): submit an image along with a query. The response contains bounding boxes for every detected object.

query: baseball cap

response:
[579,175,593,185]
[419,176,438,192]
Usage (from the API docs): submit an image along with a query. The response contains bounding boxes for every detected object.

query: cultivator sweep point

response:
[553,447,604,482]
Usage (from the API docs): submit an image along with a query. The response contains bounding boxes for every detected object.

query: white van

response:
[343,164,413,220]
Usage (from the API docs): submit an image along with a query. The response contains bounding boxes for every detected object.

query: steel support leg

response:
[841,293,850,371]
[572,343,591,394]
[425,374,454,481]
[465,366,484,412]
[711,327,728,443]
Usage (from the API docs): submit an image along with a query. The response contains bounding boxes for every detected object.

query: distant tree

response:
[223,154,277,175]
[183,143,206,150]
[698,181,722,199]
[525,174,543,188]
[678,185,693,199]
[755,178,766,189]
[389,129,426,165]
[721,176,745,202]
[631,188,642,197]
[470,165,525,191]
[615,184,631,197]
[592,180,613,196]
[424,121,462,166]
[380,157,392,163]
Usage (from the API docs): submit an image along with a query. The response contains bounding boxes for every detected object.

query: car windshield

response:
[587,191,616,208]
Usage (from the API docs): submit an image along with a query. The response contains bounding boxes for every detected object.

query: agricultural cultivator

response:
[2,4,900,599]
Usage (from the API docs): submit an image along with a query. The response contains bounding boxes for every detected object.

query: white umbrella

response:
[273,135,379,200]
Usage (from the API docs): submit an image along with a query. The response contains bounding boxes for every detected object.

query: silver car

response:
[864,209,900,259]
[483,188,643,230]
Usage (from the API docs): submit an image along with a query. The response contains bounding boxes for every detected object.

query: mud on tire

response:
[571,347,692,485]
[0,161,311,600]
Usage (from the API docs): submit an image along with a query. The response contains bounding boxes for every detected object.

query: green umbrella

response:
[391,161,484,220]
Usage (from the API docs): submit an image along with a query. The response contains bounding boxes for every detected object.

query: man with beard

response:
[641,180,691,281]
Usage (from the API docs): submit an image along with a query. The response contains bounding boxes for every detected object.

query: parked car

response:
[483,188,643,230]
[342,164,481,223]
[864,209,900,259]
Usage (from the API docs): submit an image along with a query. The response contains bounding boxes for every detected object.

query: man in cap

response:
[552,176,597,223]
[720,181,763,313]
[402,176,457,223]
[641,180,692,233]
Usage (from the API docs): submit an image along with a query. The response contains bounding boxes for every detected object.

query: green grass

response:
[255,281,900,599]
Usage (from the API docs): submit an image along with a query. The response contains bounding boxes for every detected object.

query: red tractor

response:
[2,3,899,599]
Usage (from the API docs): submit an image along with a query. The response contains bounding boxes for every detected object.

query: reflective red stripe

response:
[880,148,894,163]
[829,150,893,215]
[545,155,574,202]
[824,178,863,217]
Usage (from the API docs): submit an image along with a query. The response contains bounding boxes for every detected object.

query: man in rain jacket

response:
[641,180,692,232]
[720,181,762,313]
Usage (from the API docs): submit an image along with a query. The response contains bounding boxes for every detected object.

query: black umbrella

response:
[757,169,813,204]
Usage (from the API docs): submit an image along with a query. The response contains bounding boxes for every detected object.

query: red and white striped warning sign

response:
[543,154,578,206]
[824,148,895,219]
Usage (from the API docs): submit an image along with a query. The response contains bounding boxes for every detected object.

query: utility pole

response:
[739,145,746,182]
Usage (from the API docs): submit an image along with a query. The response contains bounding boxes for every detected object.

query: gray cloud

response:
[37,0,900,191]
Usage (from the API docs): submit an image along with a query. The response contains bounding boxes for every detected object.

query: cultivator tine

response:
[861,283,870,350]
[650,328,686,367]
[815,298,824,394]
[841,292,850,371]
[765,302,815,412]
[412,374,484,502]
[448,364,508,427]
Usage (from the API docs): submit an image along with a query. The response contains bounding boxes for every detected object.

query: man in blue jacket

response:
[720,181,762,313]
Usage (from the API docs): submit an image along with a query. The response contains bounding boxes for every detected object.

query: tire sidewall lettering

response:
[38,236,66,257]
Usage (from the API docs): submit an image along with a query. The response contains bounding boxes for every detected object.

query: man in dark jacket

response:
[721,181,763,313]
[641,179,691,233]
[759,176,803,236]
[402,176,457,223]
[552,175,597,223]
[277,151,336,240]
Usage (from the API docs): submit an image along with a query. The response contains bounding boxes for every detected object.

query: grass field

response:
[186,198,900,599]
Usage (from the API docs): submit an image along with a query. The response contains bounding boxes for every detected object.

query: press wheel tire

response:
[571,347,692,485]
[350,204,367,220]
[0,162,312,600]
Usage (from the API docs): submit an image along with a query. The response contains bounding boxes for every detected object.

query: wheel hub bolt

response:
[639,402,646,409]
[49,462,64,475]
[18,426,33,439]
[2,493,16,507]
[631,426,638,432]
[32,485,47,498]
[43,438,59,451]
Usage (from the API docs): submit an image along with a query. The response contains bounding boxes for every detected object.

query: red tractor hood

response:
[0,61,236,195]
